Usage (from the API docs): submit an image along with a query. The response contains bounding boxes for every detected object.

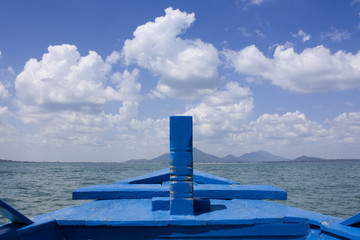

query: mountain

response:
[193,148,221,163]
[125,149,289,163]
[293,155,326,162]
[238,150,290,162]
[222,154,239,162]
[126,148,220,164]
[124,149,360,164]
[0,158,20,163]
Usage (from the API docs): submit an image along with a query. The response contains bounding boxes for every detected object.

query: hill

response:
[238,150,290,162]
[126,148,221,164]
[293,155,326,162]
[125,149,290,164]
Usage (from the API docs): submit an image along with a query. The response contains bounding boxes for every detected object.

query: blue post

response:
[169,116,194,215]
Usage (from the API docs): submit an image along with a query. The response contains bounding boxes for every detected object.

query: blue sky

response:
[0,0,359,162]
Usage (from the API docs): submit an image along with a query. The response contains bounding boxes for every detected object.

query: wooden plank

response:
[341,211,360,226]
[321,221,360,239]
[114,168,238,185]
[193,169,239,185]
[114,168,170,184]
[72,184,286,200]
[0,199,33,225]
[29,198,341,228]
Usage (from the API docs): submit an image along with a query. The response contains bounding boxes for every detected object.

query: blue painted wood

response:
[114,168,238,185]
[72,184,287,200]
[3,196,354,239]
[60,224,310,240]
[193,169,239,185]
[115,168,170,184]
[0,220,66,240]
[152,197,211,212]
[0,199,33,225]
[169,116,194,215]
[73,184,168,200]
[152,197,169,211]
[321,221,360,239]
[341,211,360,227]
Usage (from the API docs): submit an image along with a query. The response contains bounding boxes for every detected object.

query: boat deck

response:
[32,198,339,227]
[10,198,358,240]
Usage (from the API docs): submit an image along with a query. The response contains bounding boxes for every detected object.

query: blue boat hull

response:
[2,196,359,240]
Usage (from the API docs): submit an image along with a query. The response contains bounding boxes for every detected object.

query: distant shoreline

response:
[1,158,359,164]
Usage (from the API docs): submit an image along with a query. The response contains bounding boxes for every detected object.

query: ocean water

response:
[1,161,360,225]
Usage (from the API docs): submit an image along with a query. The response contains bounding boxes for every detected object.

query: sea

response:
[1,160,360,225]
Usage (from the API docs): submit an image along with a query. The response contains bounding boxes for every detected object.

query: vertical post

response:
[169,116,194,215]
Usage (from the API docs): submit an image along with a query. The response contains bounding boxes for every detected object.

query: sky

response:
[0,0,360,162]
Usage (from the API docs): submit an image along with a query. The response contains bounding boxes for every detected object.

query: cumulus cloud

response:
[15,44,124,122]
[248,111,327,142]
[14,44,142,149]
[328,112,360,144]
[291,30,311,42]
[106,51,121,64]
[224,44,360,93]
[218,111,359,159]
[122,7,220,99]
[184,82,253,137]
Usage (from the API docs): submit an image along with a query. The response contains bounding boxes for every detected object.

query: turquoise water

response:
[1,161,360,224]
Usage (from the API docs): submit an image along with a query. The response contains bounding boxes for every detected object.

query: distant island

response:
[1,150,359,163]
[125,148,359,164]
[0,158,20,163]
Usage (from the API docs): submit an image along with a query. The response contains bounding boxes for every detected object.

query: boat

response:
[1,116,360,239]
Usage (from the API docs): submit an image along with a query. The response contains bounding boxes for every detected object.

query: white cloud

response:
[248,111,327,141]
[238,27,252,37]
[13,44,142,150]
[106,51,121,64]
[291,29,311,42]
[194,109,360,159]
[0,82,9,101]
[0,120,19,145]
[224,44,360,93]
[255,29,265,38]
[122,7,220,99]
[328,112,360,144]
[184,82,253,137]
[0,65,15,101]
[129,117,168,148]
[7,66,15,75]
[345,101,355,107]
[0,106,8,116]
[15,44,124,122]
[247,0,266,5]
[238,0,269,9]
[111,68,141,102]
[321,28,351,42]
